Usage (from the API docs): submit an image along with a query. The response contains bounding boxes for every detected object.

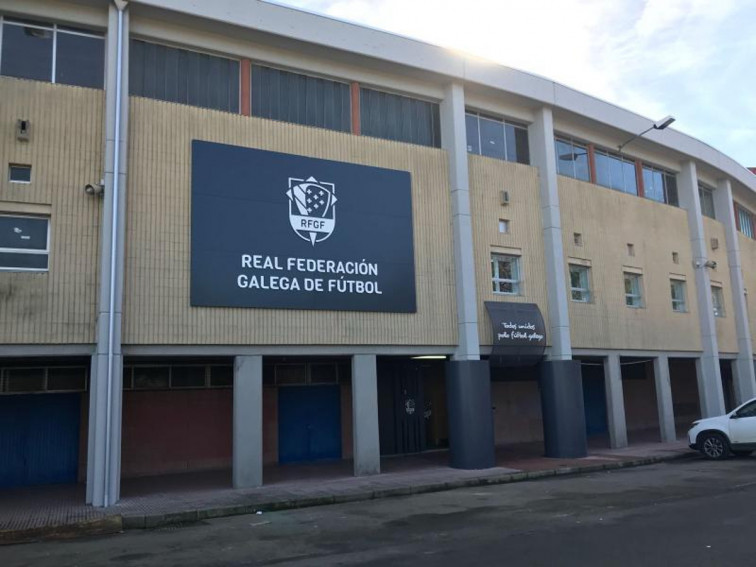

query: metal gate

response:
[277,385,342,464]
[378,362,426,455]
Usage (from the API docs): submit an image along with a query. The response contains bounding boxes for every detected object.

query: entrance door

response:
[277,385,341,464]
[378,362,426,455]
[0,393,80,488]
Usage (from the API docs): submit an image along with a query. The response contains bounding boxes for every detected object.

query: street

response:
[2,457,754,566]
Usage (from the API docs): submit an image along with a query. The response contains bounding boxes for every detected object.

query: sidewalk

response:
[0,440,693,544]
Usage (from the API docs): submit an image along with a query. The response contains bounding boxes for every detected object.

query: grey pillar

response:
[446,360,495,469]
[714,178,756,403]
[539,360,587,457]
[652,354,677,443]
[604,354,628,448]
[87,3,129,507]
[440,82,481,361]
[351,354,380,476]
[678,161,725,417]
[233,355,263,489]
[528,107,572,360]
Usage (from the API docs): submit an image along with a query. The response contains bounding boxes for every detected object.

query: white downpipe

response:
[104,2,125,508]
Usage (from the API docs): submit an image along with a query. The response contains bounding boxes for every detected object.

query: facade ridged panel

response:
[559,176,702,352]
[0,78,103,344]
[123,97,456,346]
[468,155,550,346]
[737,234,756,352]
[702,217,738,354]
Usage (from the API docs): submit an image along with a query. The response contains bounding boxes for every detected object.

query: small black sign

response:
[191,141,416,312]
[485,302,546,367]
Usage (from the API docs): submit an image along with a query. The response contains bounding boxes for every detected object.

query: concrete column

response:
[714,178,756,403]
[604,354,627,448]
[677,161,725,416]
[528,107,571,360]
[233,355,263,488]
[440,82,480,361]
[351,354,380,476]
[652,354,677,443]
[87,2,129,507]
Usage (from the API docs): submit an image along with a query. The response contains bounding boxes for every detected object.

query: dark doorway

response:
[378,361,426,455]
[580,360,608,437]
[278,385,342,464]
[720,360,736,412]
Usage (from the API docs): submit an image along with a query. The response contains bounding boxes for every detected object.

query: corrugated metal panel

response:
[0,393,80,488]
[0,77,103,344]
[124,97,457,346]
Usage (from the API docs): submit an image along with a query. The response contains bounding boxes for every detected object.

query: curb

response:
[121,451,695,531]
[0,516,122,546]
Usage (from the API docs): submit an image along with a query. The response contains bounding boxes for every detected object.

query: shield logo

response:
[286,176,337,245]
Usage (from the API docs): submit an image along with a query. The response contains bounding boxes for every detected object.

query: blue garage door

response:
[0,394,80,488]
[278,385,341,464]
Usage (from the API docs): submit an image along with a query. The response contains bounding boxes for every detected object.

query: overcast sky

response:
[270,0,756,168]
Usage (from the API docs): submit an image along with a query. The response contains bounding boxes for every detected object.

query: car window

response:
[735,401,756,418]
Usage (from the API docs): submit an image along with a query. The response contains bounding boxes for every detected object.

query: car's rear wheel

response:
[699,432,729,460]
[731,449,753,457]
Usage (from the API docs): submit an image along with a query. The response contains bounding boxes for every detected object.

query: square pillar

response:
[352,354,380,476]
[604,354,628,448]
[233,355,263,489]
[652,354,677,443]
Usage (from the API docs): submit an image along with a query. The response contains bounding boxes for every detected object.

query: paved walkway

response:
[0,440,692,544]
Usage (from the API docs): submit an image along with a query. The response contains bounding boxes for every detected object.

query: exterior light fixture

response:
[618,115,676,152]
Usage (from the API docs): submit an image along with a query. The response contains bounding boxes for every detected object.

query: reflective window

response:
[491,253,521,295]
[641,164,678,206]
[569,265,591,302]
[624,272,643,308]
[9,164,31,183]
[130,40,240,113]
[670,279,687,312]
[712,286,725,317]
[251,65,351,132]
[737,206,754,239]
[360,87,441,147]
[699,185,716,219]
[465,112,529,164]
[0,214,49,271]
[0,18,104,87]
[595,149,637,195]
[555,137,590,181]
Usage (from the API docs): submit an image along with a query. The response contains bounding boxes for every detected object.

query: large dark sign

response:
[191,141,416,312]
[485,302,546,367]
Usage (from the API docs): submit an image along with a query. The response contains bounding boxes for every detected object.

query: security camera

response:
[84,182,104,196]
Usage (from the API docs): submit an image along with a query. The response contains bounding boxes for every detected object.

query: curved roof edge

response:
[132,0,756,193]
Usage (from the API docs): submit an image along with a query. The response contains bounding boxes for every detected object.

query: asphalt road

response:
[3,456,755,567]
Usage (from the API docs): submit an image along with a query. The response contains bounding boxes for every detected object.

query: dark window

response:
[130,39,239,113]
[555,137,590,181]
[595,149,637,195]
[251,65,351,132]
[699,185,716,219]
[0,214,49,271]
[210,365,233,387]
[642,164,678,206]
[5,368,45,392]
[9,164,31,183]
[360,87,441,147]
[55,31,104,88]
[737,206,755,239]
[465,112,529,164]
[133,366,170,390]
[47,367,87,391]
[171,366,207,388]
[1,19,104,88]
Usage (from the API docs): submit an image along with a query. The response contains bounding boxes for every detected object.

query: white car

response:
[688,397,756,459]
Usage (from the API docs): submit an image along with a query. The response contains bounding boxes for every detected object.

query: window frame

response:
[594,147,638,195]
[623,272,644,308]
[359,85,441,148]
[491,253,521,295]
[0,16,105,87]
[736,204,755,239]
[465,111,530,165]
[699,184,716,219]
[670,279,687,313]
[0,213,50,272]
[569,264,591,303]
[641,162,679,206]
[8,163,31,184]
[554,136,591,182]
[711,285,725,318]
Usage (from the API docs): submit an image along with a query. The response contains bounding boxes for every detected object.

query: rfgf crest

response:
[287,176,337,245]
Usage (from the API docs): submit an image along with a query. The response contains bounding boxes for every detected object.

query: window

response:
[642,164,678,206]
[737,205,755,239]
[498,219,510,234]
[569,265,591,302]
[699,185,716,219]
[670,279,687,312]
[360,87,441,147]
[595,149,637,195]
[624,272,643,308]
[735,400,756,418]
[491,253,520,295]
[672,252,679,264]
[465,112,529,164]
[712,286,725,317]
[129,39,240,113]
[0,18,104,88]
[573,233,583,246]
[8,164,31,183]
[0,214,49,271]
[555,137,590,181]
[251,65,351,133]
[1,366,87,394]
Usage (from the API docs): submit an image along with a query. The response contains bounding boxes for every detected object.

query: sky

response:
[269,0,756,168]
